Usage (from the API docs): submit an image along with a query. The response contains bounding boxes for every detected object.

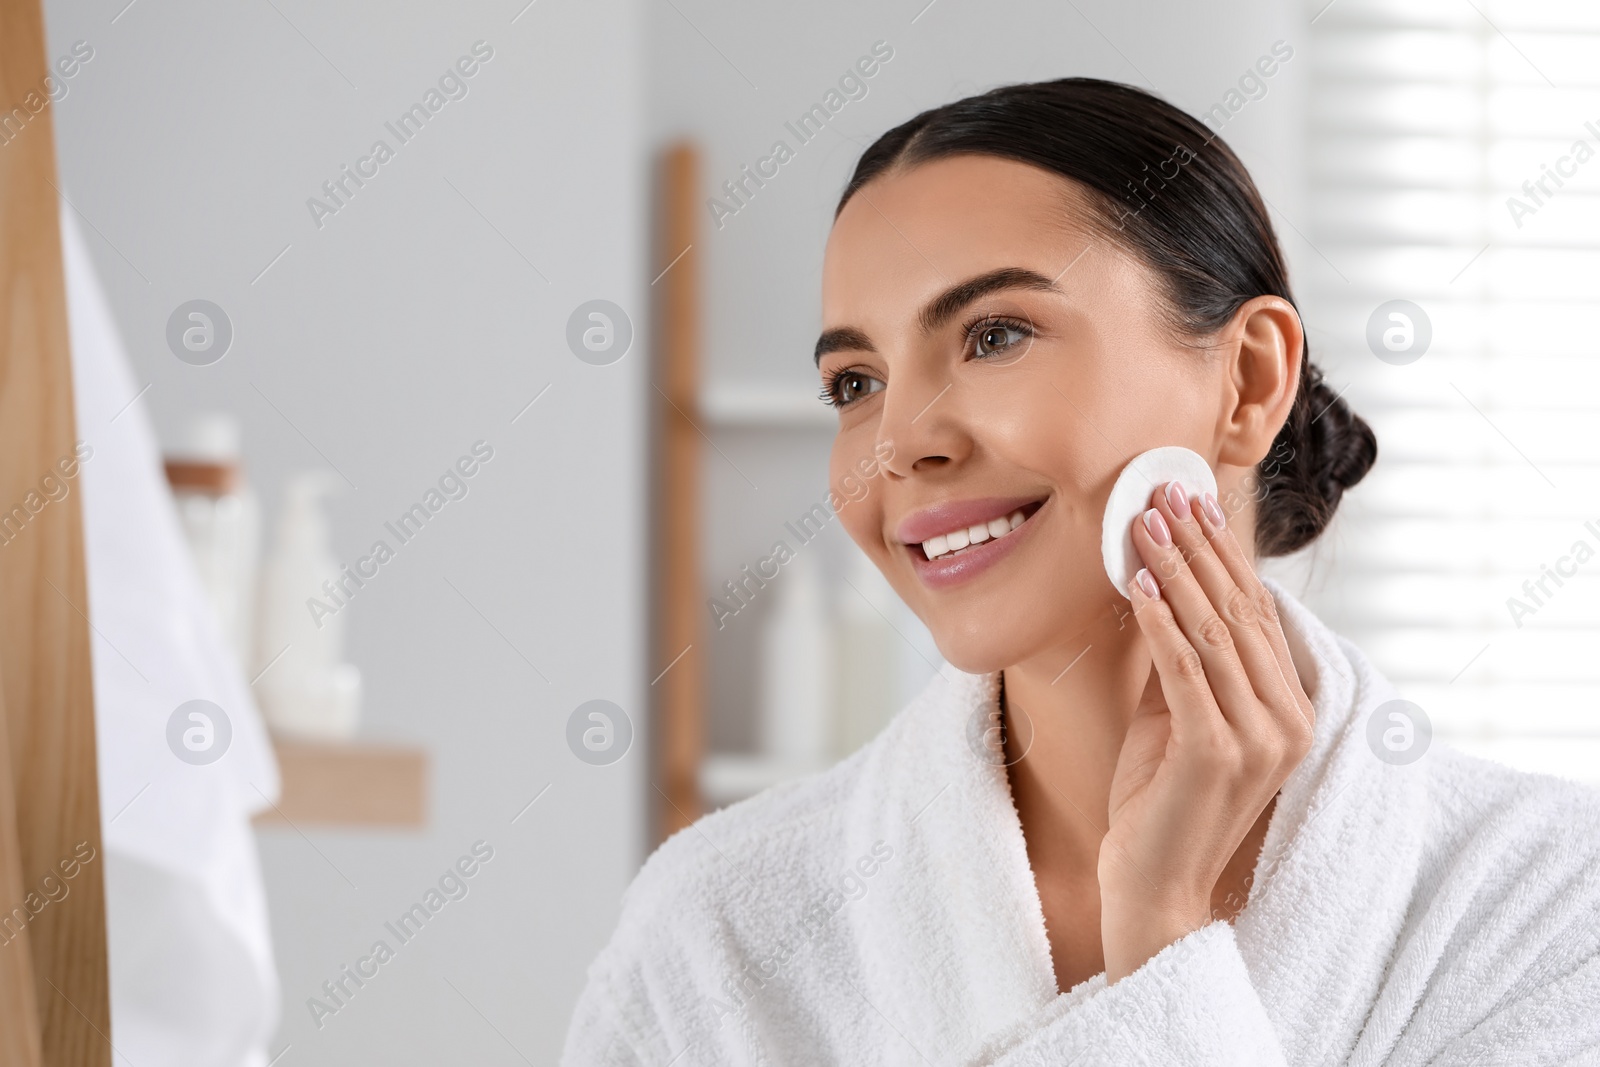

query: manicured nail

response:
[1165,481,1189,517]
[1201,492,1226,530]
[1143,507,1172,547]
[1136,567,1160,600]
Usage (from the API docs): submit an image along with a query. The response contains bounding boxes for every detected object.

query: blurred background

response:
[16,0,1600,1061]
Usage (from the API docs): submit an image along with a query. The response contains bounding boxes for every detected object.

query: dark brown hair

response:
[836,77,1375,556]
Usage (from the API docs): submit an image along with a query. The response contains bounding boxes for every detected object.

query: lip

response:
[903,496,1049,591]
[894,495,1047,547]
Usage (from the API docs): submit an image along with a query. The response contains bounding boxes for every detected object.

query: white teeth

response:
[920,509,1030,561]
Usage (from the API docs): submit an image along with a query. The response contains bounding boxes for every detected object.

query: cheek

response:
[966,364,1111,496]
[836,498,879,563]
[829,443,882,550]
[973,332,1195,496]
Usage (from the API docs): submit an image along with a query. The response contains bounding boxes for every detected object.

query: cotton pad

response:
[1100,445,1218,597]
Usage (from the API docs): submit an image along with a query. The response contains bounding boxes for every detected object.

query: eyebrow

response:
[813,266,1063,365]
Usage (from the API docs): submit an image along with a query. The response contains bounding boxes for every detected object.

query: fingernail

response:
[1142,507,1171,547]
[1165,481,1189,517]
[1201,492,1226,530]
[1136,567,1160,599]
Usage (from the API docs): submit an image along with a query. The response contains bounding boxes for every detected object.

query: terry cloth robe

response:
[561,578,1600,1065]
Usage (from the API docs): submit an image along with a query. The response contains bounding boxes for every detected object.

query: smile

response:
[918,508,1028,561]
[895,497,1047,590]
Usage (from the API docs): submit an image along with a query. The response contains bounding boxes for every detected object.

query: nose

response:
[875,374,972,480]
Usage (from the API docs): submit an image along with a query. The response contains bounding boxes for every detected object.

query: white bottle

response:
[834,550,900,757]
[759,551,833,767]
[166,414,260,671]
[255,472,361,740]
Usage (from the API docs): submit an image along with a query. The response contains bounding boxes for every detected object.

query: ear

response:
[1213,295,1302,469]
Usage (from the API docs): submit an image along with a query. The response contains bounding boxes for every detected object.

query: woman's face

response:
[820,155,1228,673]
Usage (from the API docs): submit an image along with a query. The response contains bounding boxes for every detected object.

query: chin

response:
[931,641,1010,677]
[925,614,1047,676]
[919,585,1113,676]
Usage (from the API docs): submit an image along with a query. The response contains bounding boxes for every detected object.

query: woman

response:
[564,79,1600,1064]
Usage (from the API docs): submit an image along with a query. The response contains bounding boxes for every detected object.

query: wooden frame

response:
[651,143,704,844]
[0,0,112,1062]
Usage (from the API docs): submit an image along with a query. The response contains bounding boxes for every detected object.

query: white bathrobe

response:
[562,579,1600,1065]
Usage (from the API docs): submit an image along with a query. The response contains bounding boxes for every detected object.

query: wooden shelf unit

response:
[648,144,853,838]
[698,382,836,428]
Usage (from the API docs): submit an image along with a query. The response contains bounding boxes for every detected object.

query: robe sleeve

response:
[560,967,649,1067]
[1411,942,1600,1063]
[988,920,1288,1065]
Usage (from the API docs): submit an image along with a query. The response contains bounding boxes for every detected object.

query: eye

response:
[969,316,1033,359]
[820,368,885,408]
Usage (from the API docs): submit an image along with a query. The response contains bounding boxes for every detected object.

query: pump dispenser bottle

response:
[255,471,362,739]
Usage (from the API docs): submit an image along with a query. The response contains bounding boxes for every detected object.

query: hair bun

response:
[1256,364,1378,556]
[1307,373,1377,494]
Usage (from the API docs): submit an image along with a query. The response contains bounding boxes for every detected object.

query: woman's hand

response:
[1098,479,1316,983]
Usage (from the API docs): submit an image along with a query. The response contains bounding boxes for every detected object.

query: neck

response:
[1000,597,1155,877]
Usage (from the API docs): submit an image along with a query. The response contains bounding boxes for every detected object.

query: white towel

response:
[562,578,1600,1065]
[63,209,282,1066]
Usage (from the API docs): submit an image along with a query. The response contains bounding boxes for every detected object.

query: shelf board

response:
[254,739,428,828]
[698,752,826,808]
[698,382,836,428]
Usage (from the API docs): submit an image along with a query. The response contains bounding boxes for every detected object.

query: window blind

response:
[1295,0,1600,783]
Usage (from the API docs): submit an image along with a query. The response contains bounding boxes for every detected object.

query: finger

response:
[1195,489,1315,733]
[1130,496,1261,730]
[1151,481,1295,713]
[1126,566,1227,743]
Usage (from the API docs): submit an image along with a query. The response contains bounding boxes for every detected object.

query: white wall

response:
[645,0,1311,754]
[44,0,645,1061]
